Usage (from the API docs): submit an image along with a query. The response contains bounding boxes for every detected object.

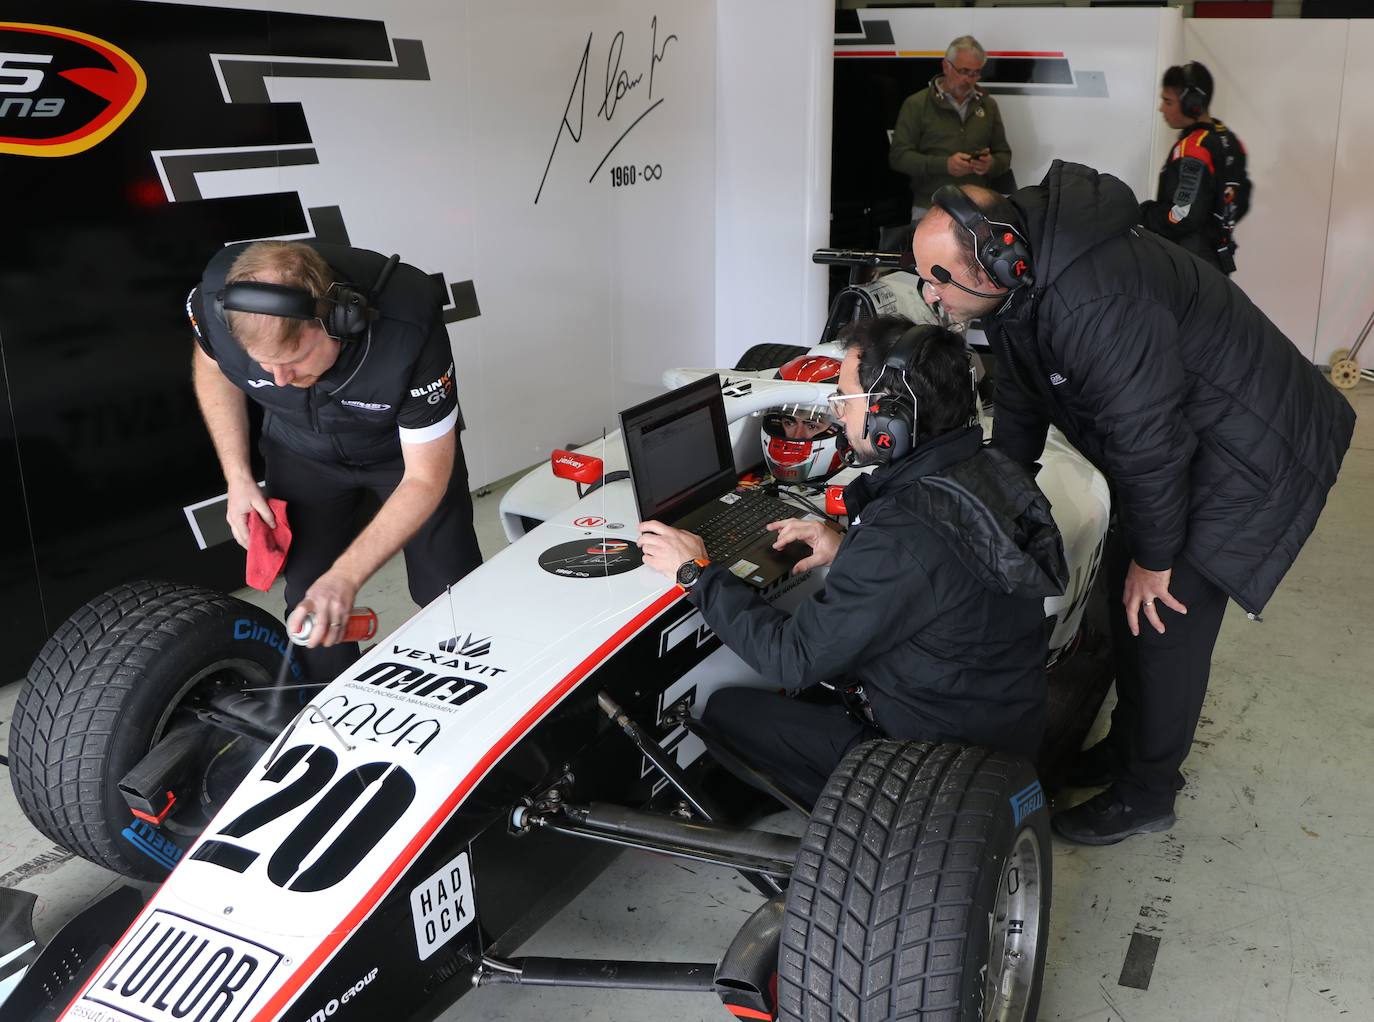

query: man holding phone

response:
[889,36,1013,215]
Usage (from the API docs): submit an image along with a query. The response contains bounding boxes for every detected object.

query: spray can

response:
[290,607,378,646]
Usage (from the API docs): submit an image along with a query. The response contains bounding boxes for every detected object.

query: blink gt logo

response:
[0,23,146,157]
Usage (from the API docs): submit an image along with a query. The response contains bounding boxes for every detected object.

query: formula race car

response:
[0,294,1110,1022]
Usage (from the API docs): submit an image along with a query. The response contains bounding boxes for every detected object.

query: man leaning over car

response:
[638,318,1067,808]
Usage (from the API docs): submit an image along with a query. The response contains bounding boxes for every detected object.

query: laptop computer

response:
[619,374,816,589]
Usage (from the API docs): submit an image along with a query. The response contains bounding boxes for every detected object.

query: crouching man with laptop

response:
[639,317,1068,807]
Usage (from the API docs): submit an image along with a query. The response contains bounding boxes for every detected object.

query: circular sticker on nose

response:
[539,537,644,579]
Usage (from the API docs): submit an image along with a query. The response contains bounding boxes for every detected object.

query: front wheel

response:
[777,740,1051,1021]
[9,581,299,880]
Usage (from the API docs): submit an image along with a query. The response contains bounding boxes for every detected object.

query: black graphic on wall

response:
[0,1,478,681]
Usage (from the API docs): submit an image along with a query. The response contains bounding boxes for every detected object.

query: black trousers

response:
[703,686,876,809]
[264,435,483,684]
[1102,527,1229,813]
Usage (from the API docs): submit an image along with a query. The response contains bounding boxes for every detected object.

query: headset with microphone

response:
[216,252,400,343]
[929,185,1035,294]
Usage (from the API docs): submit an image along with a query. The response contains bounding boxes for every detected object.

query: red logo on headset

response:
[1013,259,1027,278]
[0,23,147,157]
[875,433,893,449]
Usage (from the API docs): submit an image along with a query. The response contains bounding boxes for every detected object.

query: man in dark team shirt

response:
[188,240,482,682]
[1139,62,1251,275]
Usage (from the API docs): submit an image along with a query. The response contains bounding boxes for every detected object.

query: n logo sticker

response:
[1,23,147,157]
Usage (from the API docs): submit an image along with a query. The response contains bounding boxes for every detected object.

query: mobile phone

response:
[974,147,991,158]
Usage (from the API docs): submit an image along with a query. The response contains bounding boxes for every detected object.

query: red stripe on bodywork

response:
[727,1006,774,1020]
[250,586,686,1021]
[834,50,897,57]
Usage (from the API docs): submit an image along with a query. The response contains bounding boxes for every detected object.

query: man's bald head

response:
[912,185,1026,323]
[923,185,1011,281]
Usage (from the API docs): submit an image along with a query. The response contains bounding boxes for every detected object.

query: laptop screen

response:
[619,374,737,523]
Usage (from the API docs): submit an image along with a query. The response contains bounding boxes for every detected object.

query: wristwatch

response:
[675,557,710,590]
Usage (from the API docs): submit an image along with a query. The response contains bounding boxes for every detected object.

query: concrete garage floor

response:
[0,381,1369,1021]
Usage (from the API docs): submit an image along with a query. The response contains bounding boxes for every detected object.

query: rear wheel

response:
[778,740,1051,1022]
[9,581,298,880]
[734,343,810,372]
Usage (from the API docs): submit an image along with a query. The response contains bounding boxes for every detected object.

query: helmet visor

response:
[761,406,840,441]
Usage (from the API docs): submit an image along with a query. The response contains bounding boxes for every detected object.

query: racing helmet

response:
[760,354,845,484]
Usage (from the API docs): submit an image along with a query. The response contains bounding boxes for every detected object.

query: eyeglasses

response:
[945,61,984,79]
[826,392,870,418]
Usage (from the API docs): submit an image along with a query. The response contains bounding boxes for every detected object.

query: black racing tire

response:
[733,343,810,372]
[778,741,1051,1022]
[9,581,295,881]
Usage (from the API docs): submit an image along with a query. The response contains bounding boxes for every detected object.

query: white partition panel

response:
[1186,19,1347,361]
[715,0,833,366]
[1315,21,1374,366]
[469,2,717,477]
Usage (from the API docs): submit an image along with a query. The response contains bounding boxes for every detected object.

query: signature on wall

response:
[534,16,677,204]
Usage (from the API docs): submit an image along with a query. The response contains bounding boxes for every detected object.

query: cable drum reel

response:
[1329,306,1373,391]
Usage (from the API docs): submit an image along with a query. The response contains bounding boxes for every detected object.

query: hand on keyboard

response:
[767,518,842,575]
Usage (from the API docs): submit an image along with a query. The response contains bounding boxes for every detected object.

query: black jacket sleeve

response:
[987,325,1051,469]
[1140,131,1216,242]
[1046,294,1195,571]
[687,523,939,691]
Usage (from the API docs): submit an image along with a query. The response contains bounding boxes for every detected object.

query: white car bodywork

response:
[37,331,1108,1022]
[500,346,1111,661]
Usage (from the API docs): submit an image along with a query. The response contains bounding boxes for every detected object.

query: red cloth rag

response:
[245,498,292,591]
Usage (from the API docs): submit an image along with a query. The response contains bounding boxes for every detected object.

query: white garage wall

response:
[714,0,834,367]
[1186,19,1348,362]
[1314,20,1374,366]
[140,0,718,488]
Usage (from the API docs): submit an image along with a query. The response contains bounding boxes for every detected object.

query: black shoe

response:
[1062,740,1125,788]
[1051,789,1175,845]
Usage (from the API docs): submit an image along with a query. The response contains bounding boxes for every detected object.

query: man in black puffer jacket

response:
[911,161,1356,843]
[638,318,1067,808]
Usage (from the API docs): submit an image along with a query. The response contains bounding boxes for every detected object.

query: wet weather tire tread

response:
[9,582,268,875]
[778,740,1037,1022]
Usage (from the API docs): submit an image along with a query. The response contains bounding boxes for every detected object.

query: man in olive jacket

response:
[911,162,1356,844]
[888,35,1013,211]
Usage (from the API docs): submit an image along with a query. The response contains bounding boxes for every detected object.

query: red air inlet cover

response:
[826,485,848,516]
[551,449,603,485]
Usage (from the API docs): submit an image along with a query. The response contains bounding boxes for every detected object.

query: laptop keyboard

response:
[696,492,803,561]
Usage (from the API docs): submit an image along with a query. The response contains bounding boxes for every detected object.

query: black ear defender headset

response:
[215,253,400,342]
[1178,62,1210,121]
[930,185,1035,293]
[861,326,983,464]
[862,326,924,464]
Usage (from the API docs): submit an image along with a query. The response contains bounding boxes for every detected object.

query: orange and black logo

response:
[1,23,145,157]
